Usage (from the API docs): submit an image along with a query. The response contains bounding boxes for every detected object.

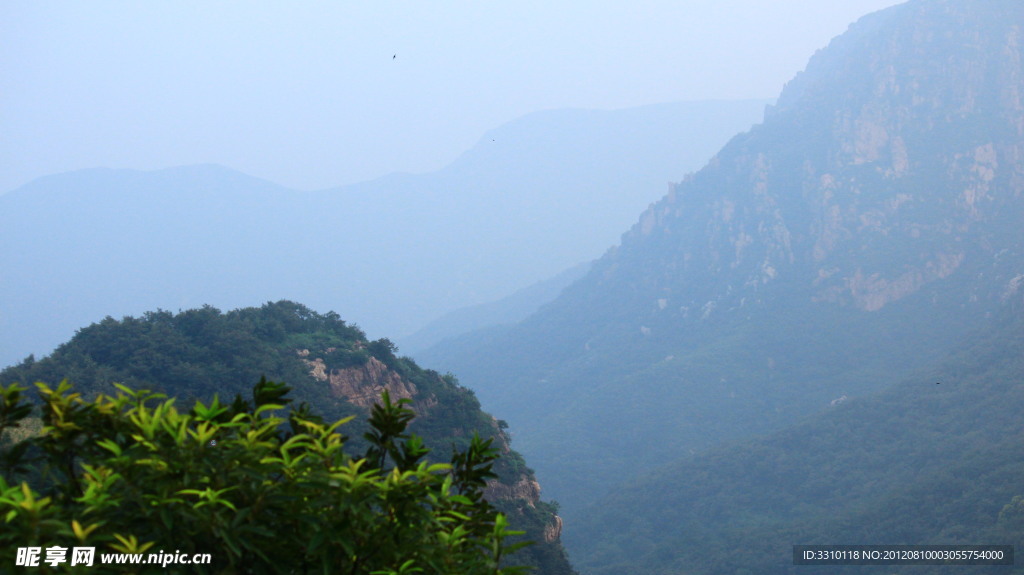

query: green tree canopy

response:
[0,379,530,574]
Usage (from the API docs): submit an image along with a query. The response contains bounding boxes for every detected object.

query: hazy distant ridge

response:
[0,99,769,369]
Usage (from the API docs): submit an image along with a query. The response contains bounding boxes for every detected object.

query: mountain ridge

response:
[400,261,592,355]
[1,99,769,369]
[421,0,1024,530]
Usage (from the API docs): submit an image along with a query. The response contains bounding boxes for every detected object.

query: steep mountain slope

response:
[0,301,576,574]
[0,99,768,370]
[568,297,1024,575]
[399,261,591,355]
[422,0,1024,522]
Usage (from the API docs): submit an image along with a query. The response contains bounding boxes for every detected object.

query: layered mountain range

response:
[0,99,768,370]
[420,1,1024,567]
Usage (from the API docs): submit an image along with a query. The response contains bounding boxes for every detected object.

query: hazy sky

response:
[2,1,903,194]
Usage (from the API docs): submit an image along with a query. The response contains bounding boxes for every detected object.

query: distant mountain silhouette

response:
[0,100,768,368]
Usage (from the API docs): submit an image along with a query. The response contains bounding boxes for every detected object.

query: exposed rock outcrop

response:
[544,515,564,543]
[484,476,542,507]
[327,356,417,408]
[299,351,418,408]
[484,474,564,542]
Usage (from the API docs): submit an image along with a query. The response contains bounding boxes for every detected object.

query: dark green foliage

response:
[0,301,491,446]
[0,301,574,574]
[1,302,356,415]
[364,391,427,471]
[0,379,529,574]
[367,339,400,369]
[0,383,35,479]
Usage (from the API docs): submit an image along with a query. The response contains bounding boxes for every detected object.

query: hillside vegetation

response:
[0,301,574,574]
[568,301,1024,574]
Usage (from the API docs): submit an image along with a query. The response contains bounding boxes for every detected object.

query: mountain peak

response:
[617,0,1024,320]
[425,0,1024,527]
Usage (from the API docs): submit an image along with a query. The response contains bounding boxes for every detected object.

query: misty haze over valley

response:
[5,2,1024,574]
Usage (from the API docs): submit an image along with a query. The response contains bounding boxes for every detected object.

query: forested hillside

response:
[0,301,574,574]
[568,299,1024,574]
[421,0,1024,530]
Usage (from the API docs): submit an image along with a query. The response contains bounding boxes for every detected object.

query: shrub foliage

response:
[0,378,529,574]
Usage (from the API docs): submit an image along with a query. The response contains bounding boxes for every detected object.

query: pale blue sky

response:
[1,1,903,193]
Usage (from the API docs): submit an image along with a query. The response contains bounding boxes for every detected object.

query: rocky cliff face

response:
[422,0,1024,524]
[300,351,430,409]
[324,355,417,406]
[619,0,1024,324]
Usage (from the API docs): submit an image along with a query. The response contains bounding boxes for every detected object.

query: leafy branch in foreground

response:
[0,380,530,574]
